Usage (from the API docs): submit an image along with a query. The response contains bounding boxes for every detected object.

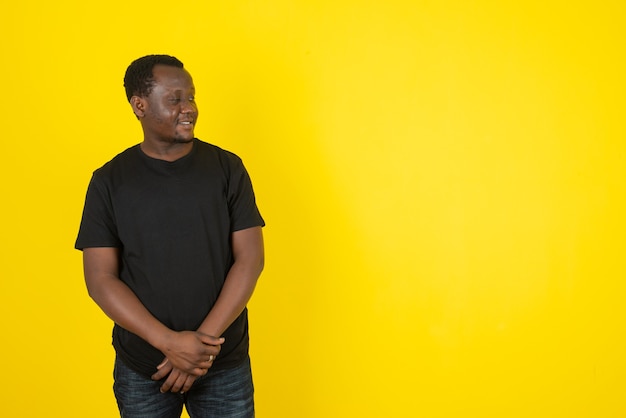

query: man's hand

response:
[152,361,211,393]
[151,331,222,392]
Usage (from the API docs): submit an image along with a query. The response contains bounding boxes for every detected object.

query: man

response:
[75,54,265,418]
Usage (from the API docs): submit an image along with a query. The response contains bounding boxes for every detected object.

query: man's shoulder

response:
[91,144,141,180]
[196,138,235,155]
[195,139,243,165]
[96,144,139,172]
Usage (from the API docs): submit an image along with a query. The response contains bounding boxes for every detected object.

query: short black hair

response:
[123,54,184,102]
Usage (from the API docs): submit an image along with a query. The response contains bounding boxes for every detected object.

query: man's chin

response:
[173,137,194,144]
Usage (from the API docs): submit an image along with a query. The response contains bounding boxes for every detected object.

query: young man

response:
[76,55,265,417]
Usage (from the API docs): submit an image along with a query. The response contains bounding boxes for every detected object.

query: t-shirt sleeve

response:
[75,173,122,250]
[227,156,265,232]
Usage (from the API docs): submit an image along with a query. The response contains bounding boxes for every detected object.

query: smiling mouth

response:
[179,121,194,125]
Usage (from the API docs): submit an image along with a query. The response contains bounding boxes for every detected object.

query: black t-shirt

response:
[75,139,264,377]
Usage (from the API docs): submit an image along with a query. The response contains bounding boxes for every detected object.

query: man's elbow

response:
[85,276,102,302]
[84,274,113,305]
[257,254,265,277]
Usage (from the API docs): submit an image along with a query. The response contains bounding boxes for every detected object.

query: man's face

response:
[138,65,198,144]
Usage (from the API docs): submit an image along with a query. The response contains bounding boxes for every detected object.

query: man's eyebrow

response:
[166,88,195,94]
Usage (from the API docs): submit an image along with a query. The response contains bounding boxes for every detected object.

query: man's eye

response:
[169,98,181,104]
[189,96,195,102]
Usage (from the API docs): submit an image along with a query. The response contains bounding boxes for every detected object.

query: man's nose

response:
[180,100,196,113]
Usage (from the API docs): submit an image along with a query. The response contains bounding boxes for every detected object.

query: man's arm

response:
[153,226,265,391]
[198,226,265,337]
[83,247,222,378]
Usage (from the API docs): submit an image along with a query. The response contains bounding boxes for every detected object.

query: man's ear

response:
[130,96,146,118]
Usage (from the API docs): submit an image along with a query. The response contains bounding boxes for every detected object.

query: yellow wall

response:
[1,1,624,417]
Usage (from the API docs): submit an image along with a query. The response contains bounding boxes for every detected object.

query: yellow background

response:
[1,1,625,417]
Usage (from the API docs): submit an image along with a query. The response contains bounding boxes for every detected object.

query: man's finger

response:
[169,373,188,394]
[198,334,225,346]
[159,370,180,393]
[152,359,173,381]
[156,358,169,369]
[181,375,197,393]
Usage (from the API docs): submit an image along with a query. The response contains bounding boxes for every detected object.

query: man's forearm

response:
[88,272,222,378]
[197,226,265,338]
[86,272,174,351]
[197,258,263,338]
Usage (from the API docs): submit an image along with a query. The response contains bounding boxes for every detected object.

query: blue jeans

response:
[113,356,254,418]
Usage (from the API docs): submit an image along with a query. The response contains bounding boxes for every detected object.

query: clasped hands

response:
[151,330,224,394]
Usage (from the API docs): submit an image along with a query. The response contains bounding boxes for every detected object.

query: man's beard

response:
[172,137,194,144]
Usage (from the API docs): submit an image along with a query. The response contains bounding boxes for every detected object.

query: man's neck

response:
[139,139,194,162]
